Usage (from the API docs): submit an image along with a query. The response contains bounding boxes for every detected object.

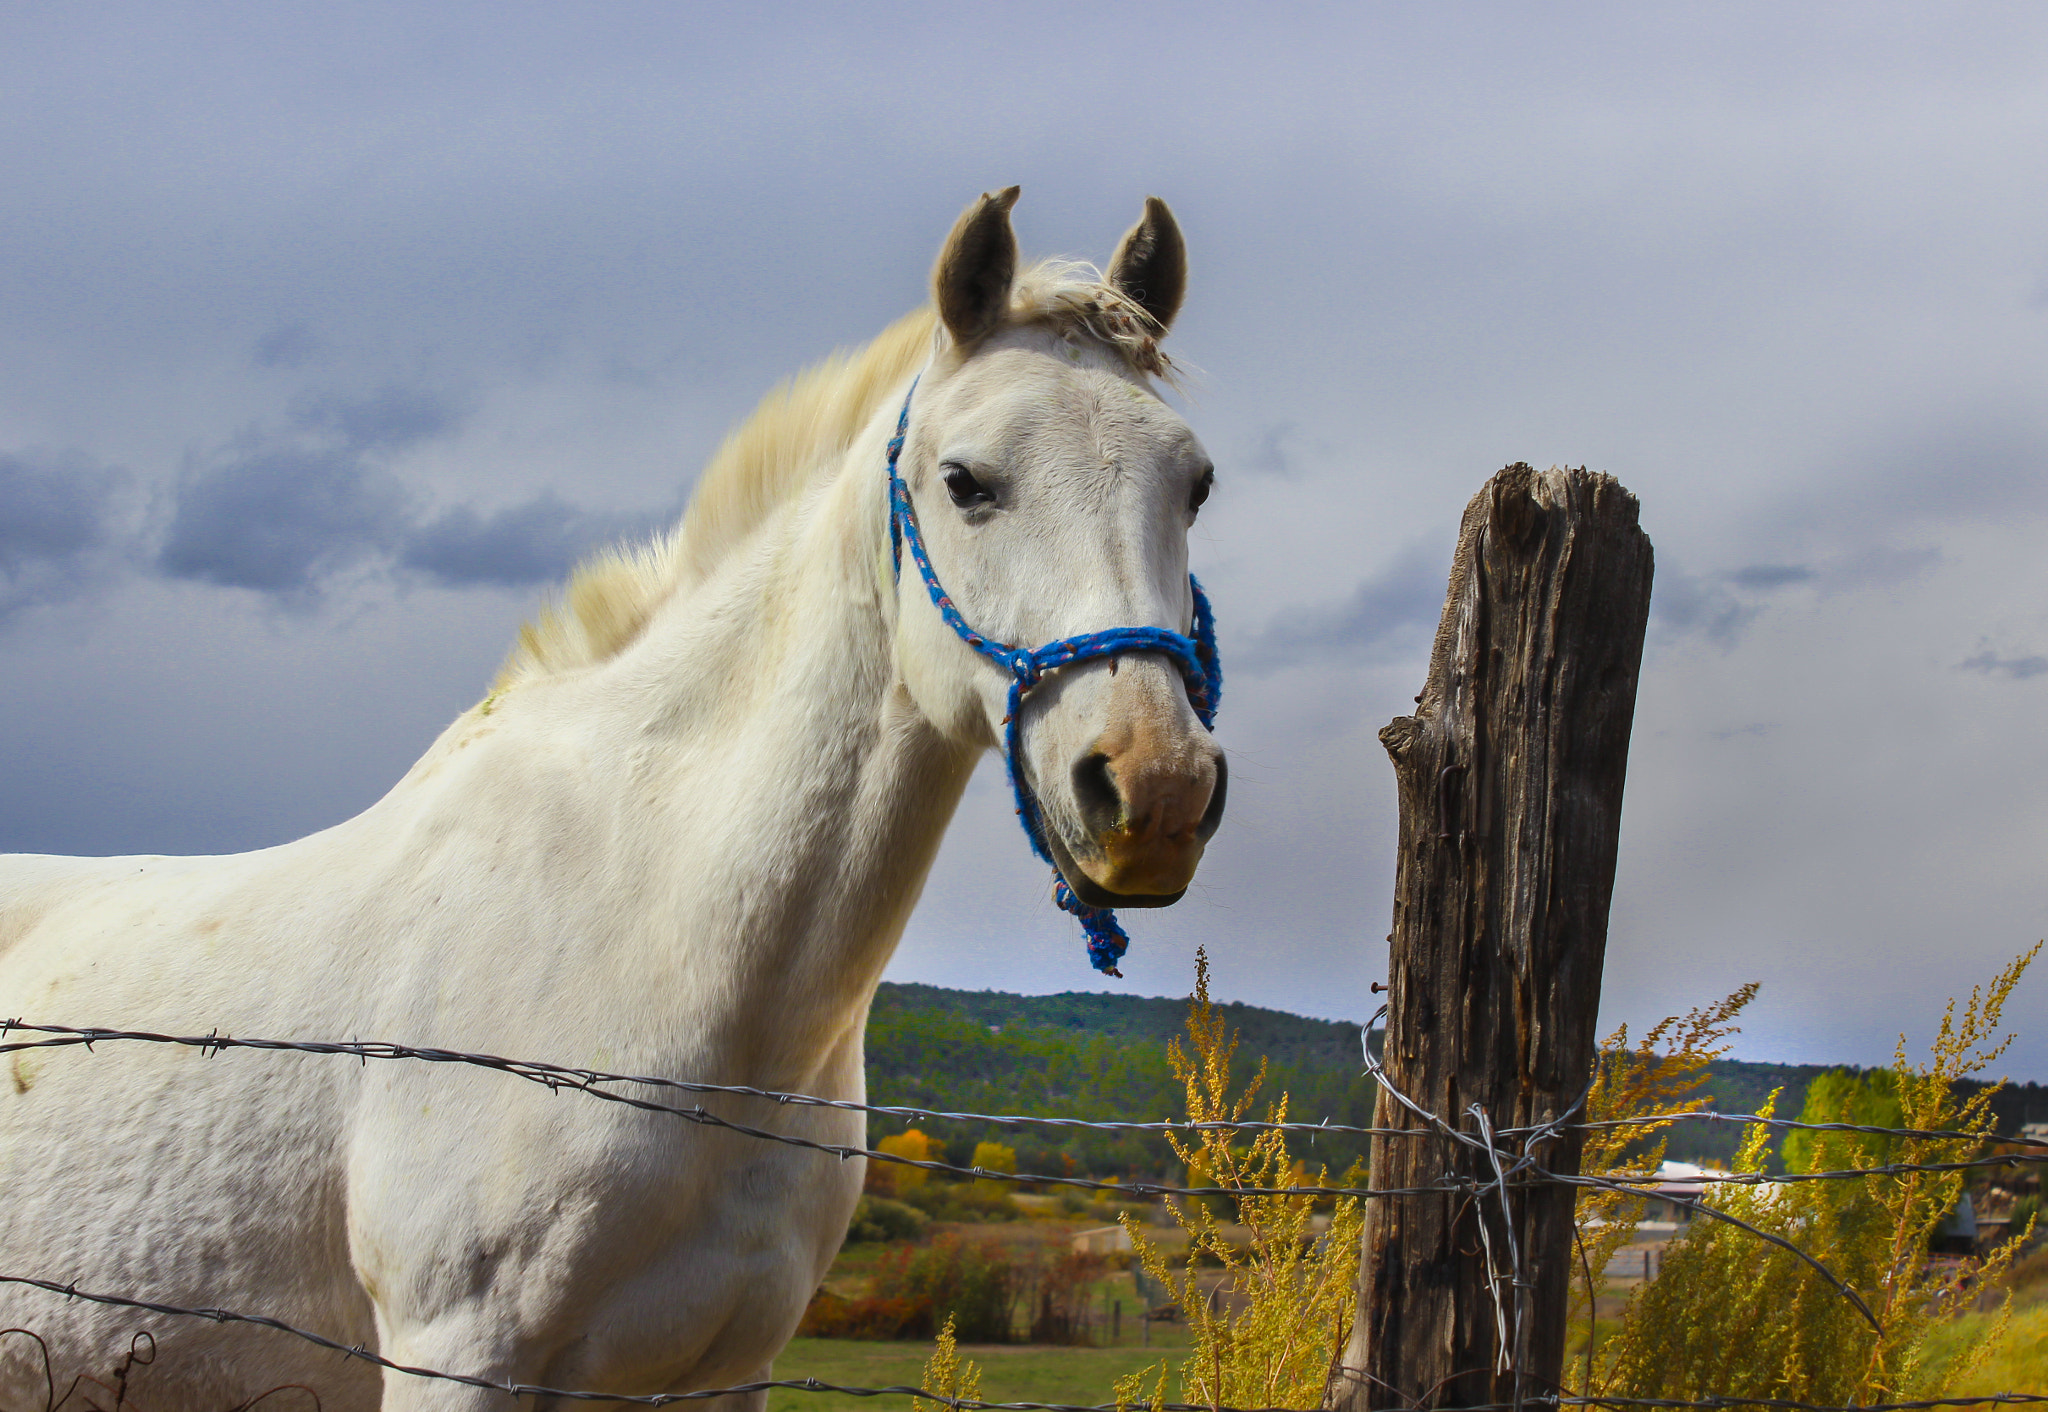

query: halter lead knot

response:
[886,378,1223,976]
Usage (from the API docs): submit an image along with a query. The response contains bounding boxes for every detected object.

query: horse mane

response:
[491,260,1172,692]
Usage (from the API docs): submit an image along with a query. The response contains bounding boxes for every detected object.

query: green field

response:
[767,1337,1192,1412]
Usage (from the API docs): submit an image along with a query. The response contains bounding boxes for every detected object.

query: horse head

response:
[893,187,1226,915]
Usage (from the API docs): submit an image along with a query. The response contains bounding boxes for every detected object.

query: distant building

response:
[1647,1160,1711,1222]
[1931,1192,1979,1256]
[1072,1225,1133,1256]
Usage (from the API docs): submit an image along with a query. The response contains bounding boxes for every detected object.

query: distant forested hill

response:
[873,983,1367,1067]
[863,984,2047,1178]
[864,983,1378,1181]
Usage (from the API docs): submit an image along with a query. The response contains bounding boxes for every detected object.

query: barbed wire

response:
[1513,1108,2048,1151]
[3,1024,2040,1203]
[0,1022,1410,1201]
[4,1275,2045,1412]
[2,1021,2043,1412]
[0,1021,1410,1136]
[1358,1025,1888,1337]
[1566,1154,2046,1188]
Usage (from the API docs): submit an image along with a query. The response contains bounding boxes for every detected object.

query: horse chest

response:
[340,1067,863,1375]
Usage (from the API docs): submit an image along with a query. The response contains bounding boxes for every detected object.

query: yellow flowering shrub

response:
[1114,950,1366,1412]
[1591,946,2039,1404]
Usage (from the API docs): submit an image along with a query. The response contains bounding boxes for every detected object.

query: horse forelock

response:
[490,260,1172,692]
[1004,260,1177,383]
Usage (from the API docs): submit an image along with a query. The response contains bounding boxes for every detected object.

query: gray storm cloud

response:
[1958,650,2048,682]
[146,390,668,598]
[159,443,414,595]
[0,452,130,622]
[401,494,672,589]
[1243,543,1448,671]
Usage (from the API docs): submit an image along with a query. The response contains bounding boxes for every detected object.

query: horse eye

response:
[943,463,994,508]
[1189,468,1214,514]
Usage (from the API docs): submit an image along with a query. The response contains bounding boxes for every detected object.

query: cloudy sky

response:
[4,3,2045,1078]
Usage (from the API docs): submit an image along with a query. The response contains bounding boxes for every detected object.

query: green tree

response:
[1780,1068,1904,1177]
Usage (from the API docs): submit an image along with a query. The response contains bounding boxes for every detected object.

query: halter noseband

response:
[886,378,1222,976]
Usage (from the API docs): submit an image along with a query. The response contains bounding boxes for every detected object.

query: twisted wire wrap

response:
[886,379,1222,975]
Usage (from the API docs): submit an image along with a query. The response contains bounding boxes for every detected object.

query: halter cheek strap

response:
[886,379,1223,976]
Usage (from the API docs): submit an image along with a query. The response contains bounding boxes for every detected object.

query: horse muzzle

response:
[1047,745,1227,908]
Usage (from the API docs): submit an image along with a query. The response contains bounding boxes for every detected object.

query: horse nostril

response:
[1195,753,1227,842]
[1070,752,1122,836]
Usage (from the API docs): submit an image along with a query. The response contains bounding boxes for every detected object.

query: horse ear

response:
[1108,196,1186,333]
[933,186,1021,347]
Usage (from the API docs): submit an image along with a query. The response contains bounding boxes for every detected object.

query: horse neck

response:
[584,406,978,1074]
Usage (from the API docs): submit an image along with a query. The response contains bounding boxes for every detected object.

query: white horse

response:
[0,188,1224,1412]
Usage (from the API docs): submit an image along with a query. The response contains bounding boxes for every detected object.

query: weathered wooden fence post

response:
[1327,464,1654,1411]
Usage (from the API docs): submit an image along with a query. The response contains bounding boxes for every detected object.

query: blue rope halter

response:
[886,379,1222,976]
